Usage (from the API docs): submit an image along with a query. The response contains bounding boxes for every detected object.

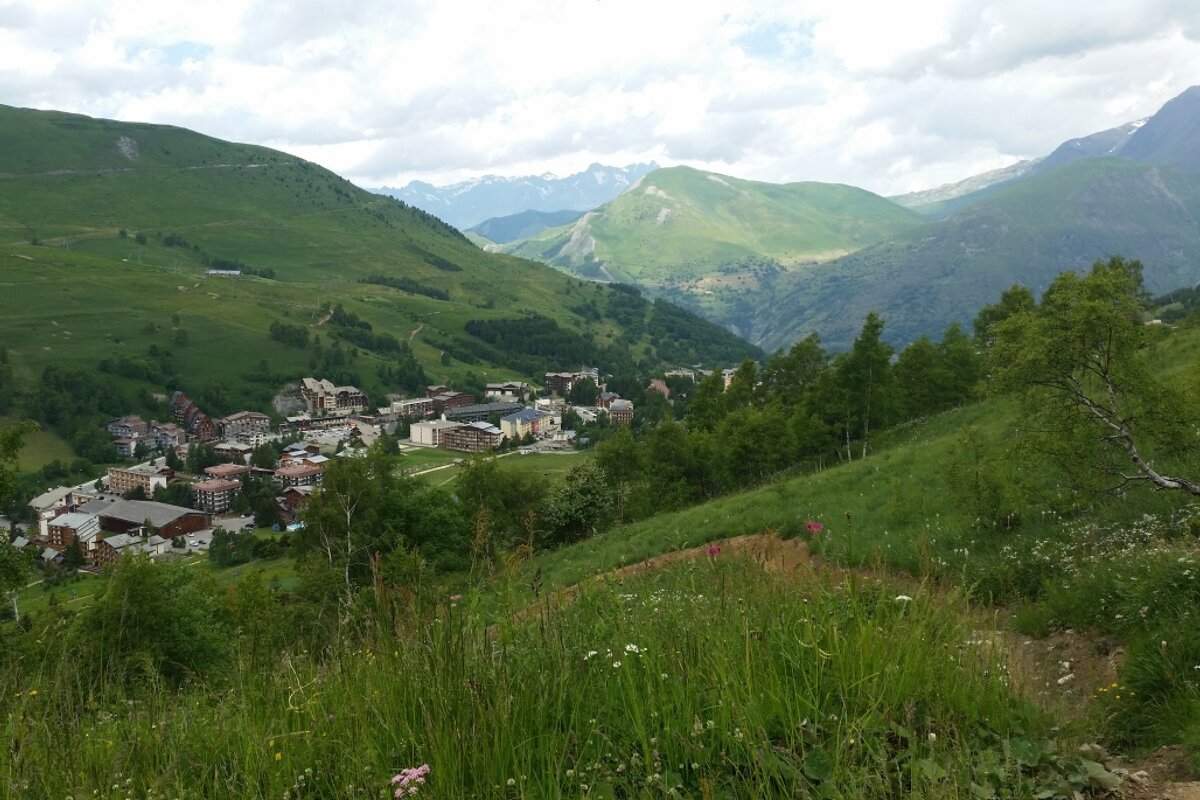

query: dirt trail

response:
[409,323,424,341]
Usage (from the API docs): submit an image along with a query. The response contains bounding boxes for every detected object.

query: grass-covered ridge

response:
[0,105,759,431]
[761,157,1200,349]
[504,165,922,341]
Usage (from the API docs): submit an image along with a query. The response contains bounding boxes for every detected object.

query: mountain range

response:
[373,162,658,230]
[0,106,757,425]
[500,85,1200,350]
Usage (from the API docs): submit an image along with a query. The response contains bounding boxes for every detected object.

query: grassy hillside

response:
[759,157,1200,350]
[467,208,584,244]
[0,106,758,443]
[505,166,922,339]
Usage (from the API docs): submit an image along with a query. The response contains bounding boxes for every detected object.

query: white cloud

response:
[1,0,1199,194]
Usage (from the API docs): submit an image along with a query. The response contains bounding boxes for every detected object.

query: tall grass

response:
[1,557,1103,799]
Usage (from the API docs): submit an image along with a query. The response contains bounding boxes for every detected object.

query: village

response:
[3,366,734,575]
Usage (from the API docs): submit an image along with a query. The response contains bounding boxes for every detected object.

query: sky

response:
[2,1,1200,195]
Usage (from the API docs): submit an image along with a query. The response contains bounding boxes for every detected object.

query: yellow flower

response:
[274,752,282,762]
[1111,682,1119,688]
[27,690,37,697]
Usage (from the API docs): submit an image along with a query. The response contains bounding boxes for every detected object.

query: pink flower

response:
[707,545,721,557]
[391,764,430,798]
[449,594,463,603]
[805,521,824,533]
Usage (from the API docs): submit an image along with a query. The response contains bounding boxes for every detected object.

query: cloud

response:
[2,0,1200,195]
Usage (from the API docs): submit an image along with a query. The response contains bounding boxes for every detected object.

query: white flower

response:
[894,595,913,602]
[613,661,622,668]
[624,644,641,654]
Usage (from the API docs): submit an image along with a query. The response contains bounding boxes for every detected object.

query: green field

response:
[0,416,76,471]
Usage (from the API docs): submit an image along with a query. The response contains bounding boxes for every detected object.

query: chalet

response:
[722,368,737,389]
[544,372,576,394]
[281,485,315,519]
[275,464,323,488]
[443,401,523,424]
[410,420,462,447]
[29,486,77,538]
[608,399,634,425]
[193,478,241,514]
[431,391,476,415]
[425,384,451,398]
[148,421,187,450]
[107,464,173,496]
[46,512,100,551]
[596,391,621,410]
[96,533,169,565]
[213,441,254,464]
[500,408,555,440]
[664,368,695,381]
[440,421,505,453]
[219,411,272,445]
[484,382,530,402]
[107,415,148,440]
[299,377,369,417]
[113,437,137,458]
[171,391,217,441]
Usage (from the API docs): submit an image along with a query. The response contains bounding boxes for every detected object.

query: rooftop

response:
[29,486,72,511]
[193,479,241,492]
[501,408,550,424]
[95,499,207,527]
[48,512,95,529]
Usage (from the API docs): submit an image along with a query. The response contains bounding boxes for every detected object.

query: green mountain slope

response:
[467,209,584,244]
[504,166,922,337]
[0,106,758,429]
[759,157,1200,350]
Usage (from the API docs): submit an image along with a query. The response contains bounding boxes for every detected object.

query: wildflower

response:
[805,521,823,533]
[624,644,641,654]
[894,595,913,603]
[506,778,516,787]
[391,765,430,798]
[707,545,721,557]
[449,594,462,604]
[26,689,37,697]
[613,661,622,668]
[274,753,282,762]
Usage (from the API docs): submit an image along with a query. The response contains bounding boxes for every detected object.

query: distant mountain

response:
[1120,85,1200,171]
[1032,119,1147,173]
[760,157,1200,351]
[890,159,1040,215]
[468,209,585,244]
[375,162,658,229]
[897,88,1200,219]
[502,166,922,339]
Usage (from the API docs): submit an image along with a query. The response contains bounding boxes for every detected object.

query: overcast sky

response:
[3,1,1200,194]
